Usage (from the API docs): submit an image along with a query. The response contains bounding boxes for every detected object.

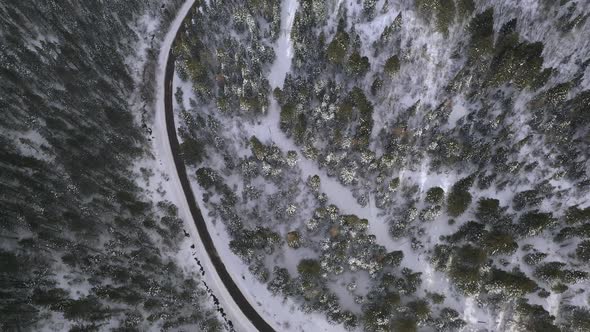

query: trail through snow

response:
[167,0,590,329]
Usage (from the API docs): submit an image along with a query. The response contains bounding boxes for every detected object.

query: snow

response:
[190,174,341,332]
[126,12,160,84]
[484,0,590,78]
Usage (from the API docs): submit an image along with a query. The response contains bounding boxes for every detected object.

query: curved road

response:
[163,14,275,332]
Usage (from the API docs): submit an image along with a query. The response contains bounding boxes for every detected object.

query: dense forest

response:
[0,1,222,331]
